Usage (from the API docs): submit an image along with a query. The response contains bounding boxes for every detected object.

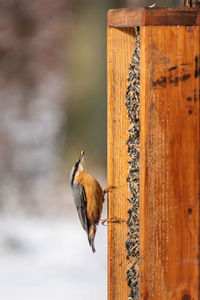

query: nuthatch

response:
[70,150,114,253]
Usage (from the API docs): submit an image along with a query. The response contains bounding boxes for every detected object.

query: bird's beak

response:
[80,150,84,161]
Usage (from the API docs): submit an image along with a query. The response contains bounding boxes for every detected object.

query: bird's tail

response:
[88,224,96,253]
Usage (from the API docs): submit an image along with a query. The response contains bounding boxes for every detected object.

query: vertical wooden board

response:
[107,27,135,300]
[140,26,200,299]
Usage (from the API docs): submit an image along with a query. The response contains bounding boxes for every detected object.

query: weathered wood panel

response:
[140,26,200,299]
[107,27,135,300]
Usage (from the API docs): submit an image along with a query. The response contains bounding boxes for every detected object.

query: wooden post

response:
[107,8,200,300]
[107,27,135,300]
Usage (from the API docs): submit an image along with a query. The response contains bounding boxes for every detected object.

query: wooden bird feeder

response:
[107,7,200,300]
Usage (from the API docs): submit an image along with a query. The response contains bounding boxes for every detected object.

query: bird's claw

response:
[101,216,125,226]
[102,185,117,198]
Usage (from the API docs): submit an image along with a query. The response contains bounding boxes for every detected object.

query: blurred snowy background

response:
[0,0,183,299]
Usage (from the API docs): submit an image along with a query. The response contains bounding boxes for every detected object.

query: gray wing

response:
[72,182,90,235]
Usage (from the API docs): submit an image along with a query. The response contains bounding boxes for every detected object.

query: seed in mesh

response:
[125,26,140,300]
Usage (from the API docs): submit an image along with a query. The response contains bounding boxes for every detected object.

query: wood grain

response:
[107,27,135,300]
[108,8,200,27]
[140,26,200,299]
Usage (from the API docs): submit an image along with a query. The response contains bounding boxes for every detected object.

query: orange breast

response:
[74,170,103,224]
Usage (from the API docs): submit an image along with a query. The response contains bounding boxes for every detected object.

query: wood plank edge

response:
[107,7,200,27]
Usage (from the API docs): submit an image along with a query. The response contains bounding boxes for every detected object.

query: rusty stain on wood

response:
[107,27,135,300]
[140,25,200,299]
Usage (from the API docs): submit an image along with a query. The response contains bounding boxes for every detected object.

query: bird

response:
[70,150,114,253]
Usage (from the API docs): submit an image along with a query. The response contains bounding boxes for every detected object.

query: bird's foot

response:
[102,185,117,198]
[101,216,125,226]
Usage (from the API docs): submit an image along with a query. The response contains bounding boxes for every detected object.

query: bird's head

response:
[70,150,85,187]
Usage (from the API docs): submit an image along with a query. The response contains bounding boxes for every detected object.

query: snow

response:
[0,216,107,300]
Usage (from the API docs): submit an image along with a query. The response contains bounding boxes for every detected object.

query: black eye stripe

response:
[71,160,80,187]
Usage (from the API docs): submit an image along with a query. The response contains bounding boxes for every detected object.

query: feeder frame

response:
[107,7,200,300]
